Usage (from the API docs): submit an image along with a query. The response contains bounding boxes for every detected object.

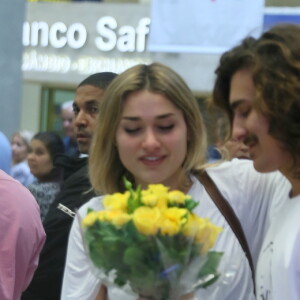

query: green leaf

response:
[185,198,199,211]
[123,176,133,190]
[123,246,144,266]
[114,276,127,286]
[197,251,223,288]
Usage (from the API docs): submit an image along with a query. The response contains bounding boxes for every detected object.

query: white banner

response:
[148,0,265,54]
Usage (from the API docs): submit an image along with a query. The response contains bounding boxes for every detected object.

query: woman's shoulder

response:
[77,195,104,217]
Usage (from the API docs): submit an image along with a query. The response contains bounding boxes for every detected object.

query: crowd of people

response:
[0,23,299,300]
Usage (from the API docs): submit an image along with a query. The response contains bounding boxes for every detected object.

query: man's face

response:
[61,107,75,137]
[229,68,255,147]
[73,85,104,154]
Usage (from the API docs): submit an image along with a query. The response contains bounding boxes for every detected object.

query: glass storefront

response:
[40,87,75,135]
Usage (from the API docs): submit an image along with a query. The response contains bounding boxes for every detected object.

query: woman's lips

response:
[140,156,165,166]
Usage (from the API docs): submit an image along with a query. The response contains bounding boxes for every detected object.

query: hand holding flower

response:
[82,178,223,300]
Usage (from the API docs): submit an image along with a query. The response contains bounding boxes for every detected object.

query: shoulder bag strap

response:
[197,170,256,295]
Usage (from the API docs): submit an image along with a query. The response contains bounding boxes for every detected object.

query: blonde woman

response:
[62,63,290,300]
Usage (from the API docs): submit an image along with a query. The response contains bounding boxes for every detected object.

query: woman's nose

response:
[141,129,160,150]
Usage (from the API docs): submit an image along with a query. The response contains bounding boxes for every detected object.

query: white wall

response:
[21,82,42,133]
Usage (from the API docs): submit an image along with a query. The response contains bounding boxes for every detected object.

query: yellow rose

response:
[194,219,213,244]
[82,211,98,227]
[96,211,107,221]
[99,209,131,228]
[147,184,169,195]
[155,195,168,210]
[186,216,222,253]
[160,207,188,236]
[161,207,188,235]
[142,186,168,209]
[102,191,129,211]
[132,207,161,235]
[198,223,223,253]
[141,193,158,206]
[160,219,179,236]
[182,213,199,237]
[103,210,131,228]
[167,190,190,205]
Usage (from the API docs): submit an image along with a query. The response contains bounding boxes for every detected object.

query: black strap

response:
[197,171,256,295]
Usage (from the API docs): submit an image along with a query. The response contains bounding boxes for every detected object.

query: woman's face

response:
[28,139,53,180]
[116,90,188,190]
[11,134,29,164]
[245,109,293,175]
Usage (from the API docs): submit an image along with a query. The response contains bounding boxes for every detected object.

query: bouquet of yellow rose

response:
[81,179,223,300]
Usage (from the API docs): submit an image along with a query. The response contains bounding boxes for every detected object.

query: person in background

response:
[21,71,118,300]
[216,115,250,160]
[61,100,78,157]
[221,138,250,160]
[0,170,46,300]
[11,130,35,186]
[245,24,300,300]
[207,113,250,162]
[62,63,290,300]
[0,131,12,174]
[27,132,64,221]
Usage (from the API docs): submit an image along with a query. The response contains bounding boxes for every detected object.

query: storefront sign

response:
[23,16,150,52]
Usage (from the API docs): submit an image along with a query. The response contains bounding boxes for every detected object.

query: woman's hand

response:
[95,284,107,300]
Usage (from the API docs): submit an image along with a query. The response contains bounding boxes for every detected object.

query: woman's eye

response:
[158,124,174,131]
[125,128,140,134]
[241,109,251,118]
[87,106,99,114]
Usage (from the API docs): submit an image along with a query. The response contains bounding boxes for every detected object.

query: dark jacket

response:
[22,154,96,300]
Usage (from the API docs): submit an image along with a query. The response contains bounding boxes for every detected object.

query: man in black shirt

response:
[22,72,117,300]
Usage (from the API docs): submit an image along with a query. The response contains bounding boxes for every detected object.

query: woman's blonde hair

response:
[89,63,207,194]
[12,130,34,151]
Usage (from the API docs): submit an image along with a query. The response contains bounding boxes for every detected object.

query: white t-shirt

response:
[256,194,300,300]
[61,159,290,300]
